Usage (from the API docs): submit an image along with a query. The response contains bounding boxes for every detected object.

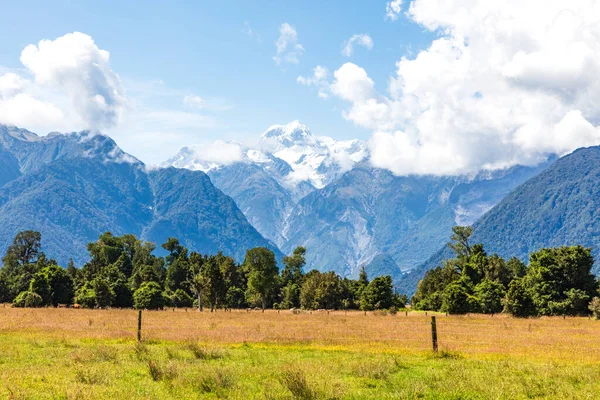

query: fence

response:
[2,307,600,361]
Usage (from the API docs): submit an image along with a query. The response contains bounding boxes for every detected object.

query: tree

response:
[442,278,474,315]
[29,272,52,305]
[504,278,535,317]
[133,281,165,310]
[412,264,459,311]
[448,226,473,259]
[203,255,226,312]
[243,248,278,311]
[219,254,244,309]
[360,276,395,310]
[37,264,74,306]
[98,263,132,307]
[281,247,306,286]
[75,283,97,309]
[170,289,193,308]
[474,279,505,314]
[92,277,115,308]
[525,246,597,316]
[3,231,42,267]
[280,247,306,308]
[299,271,344,310]
[189,252,208,311]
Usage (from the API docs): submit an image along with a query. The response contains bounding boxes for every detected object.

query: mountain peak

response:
[0,124,41,143]
[261,120,314,147]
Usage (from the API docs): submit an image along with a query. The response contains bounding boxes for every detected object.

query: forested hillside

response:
[0,125,280,266]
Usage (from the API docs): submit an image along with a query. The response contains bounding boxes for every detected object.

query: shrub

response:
[280,367,316,400]
[133,282,165,310]
[589,297,600,319]
[186,342,225,360]
[147,360,177,381]
[198,368,235,393]
[12,291,43,308]
[75,284,97,309]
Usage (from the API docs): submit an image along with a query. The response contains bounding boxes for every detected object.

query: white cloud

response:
[183,95,206,109]
[385,0,403,21]
[321,0,600,176]
[330,63,376,103]
[20,32,126,129]
[341,34,374,57]
[188,141,245,166]
[0,73,26,99]
[0,93,68,133]
[297,66,330,98]
[273,23,305,65]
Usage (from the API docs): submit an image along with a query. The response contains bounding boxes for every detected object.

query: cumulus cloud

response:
[189,141,245,165]
[0,93,67,132]
[297,66,330,98]
[20,32,126,129]
[0,73,26,99]
[273,23,305,65]
[322,0,600,176]
[341,34,374,57]
[385,0,403,21]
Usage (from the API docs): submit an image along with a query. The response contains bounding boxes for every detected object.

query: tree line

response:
[0,231,407,311]
[413,226,600,318]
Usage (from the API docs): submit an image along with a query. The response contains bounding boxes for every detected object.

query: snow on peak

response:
[164,121,368,190]
[261,120,316,148]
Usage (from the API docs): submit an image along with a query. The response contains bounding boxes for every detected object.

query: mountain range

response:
[165,121,552,278]
[397,145,600,295]
[3,120,599,297]
[0,125,280,267]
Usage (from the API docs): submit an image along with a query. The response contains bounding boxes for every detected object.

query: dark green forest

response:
[2,227,599,318]
[413,226,600,317]
[0,231,405,312]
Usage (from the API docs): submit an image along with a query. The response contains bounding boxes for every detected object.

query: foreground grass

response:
[1,308,600,399]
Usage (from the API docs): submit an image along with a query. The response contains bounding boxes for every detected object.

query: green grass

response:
[1,334,600,399]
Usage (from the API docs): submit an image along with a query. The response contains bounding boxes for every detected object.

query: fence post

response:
[431,316,438,352]
[137,309,143,342]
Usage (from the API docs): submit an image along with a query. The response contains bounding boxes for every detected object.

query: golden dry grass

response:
[1,306,600,362]
[2,306,600,398]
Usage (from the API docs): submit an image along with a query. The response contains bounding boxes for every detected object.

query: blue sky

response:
[1,1,599,174]
[0,1,435,163]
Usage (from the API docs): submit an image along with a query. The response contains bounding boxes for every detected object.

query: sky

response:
[1,0,600,174]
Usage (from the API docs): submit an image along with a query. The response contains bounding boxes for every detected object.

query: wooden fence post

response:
[137,309,143,342]
[431,316,438,352]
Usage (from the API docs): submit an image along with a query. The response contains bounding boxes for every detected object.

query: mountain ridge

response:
[0,124,282,267]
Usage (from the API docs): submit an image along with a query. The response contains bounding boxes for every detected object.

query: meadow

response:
[1,307,600,399]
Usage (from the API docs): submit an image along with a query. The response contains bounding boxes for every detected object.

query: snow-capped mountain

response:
[259,120,368,189]
[166,121,367,193]
[164,121,369,247]
[164,121,553,280]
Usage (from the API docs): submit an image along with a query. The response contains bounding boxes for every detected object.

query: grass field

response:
[1,307,600,399]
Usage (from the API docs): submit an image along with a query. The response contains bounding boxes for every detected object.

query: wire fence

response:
[2,307,600,360]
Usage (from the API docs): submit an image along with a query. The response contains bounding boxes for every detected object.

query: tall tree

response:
[3,230,42,267]
[280,247,306,308]
[448,226,473,259]
[189,252,207,311]
[243,247,278,312]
